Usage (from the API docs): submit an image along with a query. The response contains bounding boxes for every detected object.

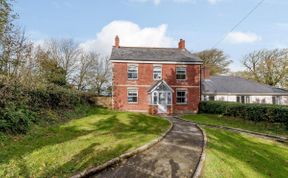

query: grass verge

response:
[182,114,288,137]
[0,108,170,177]
[202,127,288,178]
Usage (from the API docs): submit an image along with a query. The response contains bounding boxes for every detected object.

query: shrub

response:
[0,79,97,134]
[199,101,288,128]
[28,85,81,109]
[0,105,36,134]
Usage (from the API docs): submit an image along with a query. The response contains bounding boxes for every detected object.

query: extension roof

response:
[202,76,288,95]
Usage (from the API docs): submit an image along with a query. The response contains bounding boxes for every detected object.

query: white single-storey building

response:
[201,75,288,105]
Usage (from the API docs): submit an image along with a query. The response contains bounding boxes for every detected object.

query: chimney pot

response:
[115,35,120,48]
[178,39,185,49]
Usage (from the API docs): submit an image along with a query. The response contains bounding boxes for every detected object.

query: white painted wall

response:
[215,95,237,102]
[250,96,272,104]
[202,94,288,105]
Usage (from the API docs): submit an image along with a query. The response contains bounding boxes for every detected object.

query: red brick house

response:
[110,36,203,114]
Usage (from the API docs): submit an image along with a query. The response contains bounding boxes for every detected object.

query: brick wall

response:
[112,62,201,113]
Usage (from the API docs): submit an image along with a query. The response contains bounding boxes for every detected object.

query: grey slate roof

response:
[110,47,203,63]
[202,76,288,95]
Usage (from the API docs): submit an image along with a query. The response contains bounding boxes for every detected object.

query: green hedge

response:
[199,101,288,127]
[0,81,97,134]
[28,85,81,109]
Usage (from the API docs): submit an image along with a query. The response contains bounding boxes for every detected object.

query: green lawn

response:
[183,114,288,137]
[182,114,288,177]
[202,127,288,178]
[0,108,170,177]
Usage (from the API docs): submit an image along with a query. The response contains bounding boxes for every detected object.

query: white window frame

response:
[176,67,186,80]
[176,89,187,104]
[127,65,138,80]
[152,91,158,105]
[167,92,172,105]
[153,66,162,80]
[151,91,172,105]
[127,89,138,104]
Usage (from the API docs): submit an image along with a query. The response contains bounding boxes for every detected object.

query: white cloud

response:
[225,32,262,44]
[130,0,161,5]
[207,0,222,5]
[79,21,175,56]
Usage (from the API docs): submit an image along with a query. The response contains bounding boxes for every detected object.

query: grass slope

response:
[183,114,288,137]
[203,127,288,178]
[0,108,170,177]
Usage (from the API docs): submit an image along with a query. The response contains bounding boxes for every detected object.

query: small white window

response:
[176,90,187,104]
[176,67,186,80]
[128,89,138,103]
[153,66,162,80]
[167,92,172,105]
[152,92,158,104]
[128,65,138,80]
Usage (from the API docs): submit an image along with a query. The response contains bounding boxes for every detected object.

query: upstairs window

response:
[153,66,162,80]
[128,65,138,80]
[127,89,138,103]
[176,67,186,80]
[176,90,187,104]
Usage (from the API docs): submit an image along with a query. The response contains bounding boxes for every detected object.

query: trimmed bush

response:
[199,101,288,128]
[28,85,82,109]
[0,79,97,134]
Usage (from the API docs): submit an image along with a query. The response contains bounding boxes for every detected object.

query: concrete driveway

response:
[92,117,204,178]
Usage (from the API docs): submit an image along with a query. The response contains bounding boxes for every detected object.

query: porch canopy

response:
[148,80,174,108]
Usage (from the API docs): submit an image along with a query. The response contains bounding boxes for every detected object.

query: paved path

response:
[91,117,204,178]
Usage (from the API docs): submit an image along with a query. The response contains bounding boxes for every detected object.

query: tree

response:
[88,56,111,95]
[0,0,32,78]
[73,52,99,91]
[241,49,288,87]
[0,0,15,37]
[195,48,232,75]
[45,39,81,82]
[36,49,67,86]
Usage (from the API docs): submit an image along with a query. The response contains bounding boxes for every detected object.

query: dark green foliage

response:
[0,78,35,133]
[28,85,81,109]
[199,101,288,127]
[0,79,96,134]
[38,53,67,86]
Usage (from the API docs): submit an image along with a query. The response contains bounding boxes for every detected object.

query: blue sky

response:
[14,0,288,71]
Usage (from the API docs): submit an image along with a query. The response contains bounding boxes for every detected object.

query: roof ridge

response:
[113,46,181,50]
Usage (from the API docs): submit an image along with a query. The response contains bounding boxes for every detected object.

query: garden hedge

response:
[0,81,97,134]
[199,101,288,127]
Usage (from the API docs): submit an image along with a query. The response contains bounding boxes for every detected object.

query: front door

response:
[158,92,167,113]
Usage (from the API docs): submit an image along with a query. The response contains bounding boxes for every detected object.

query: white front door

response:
[158,92,167,113]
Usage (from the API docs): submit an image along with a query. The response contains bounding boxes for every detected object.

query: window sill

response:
[149,104,172,106]
[176,103,187,105]
[128,79,138,81]
[128,102,138,104]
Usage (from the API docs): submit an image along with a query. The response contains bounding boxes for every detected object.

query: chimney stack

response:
[178,39,185,49]
[115,35,120,48]
[201,66,210,80]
